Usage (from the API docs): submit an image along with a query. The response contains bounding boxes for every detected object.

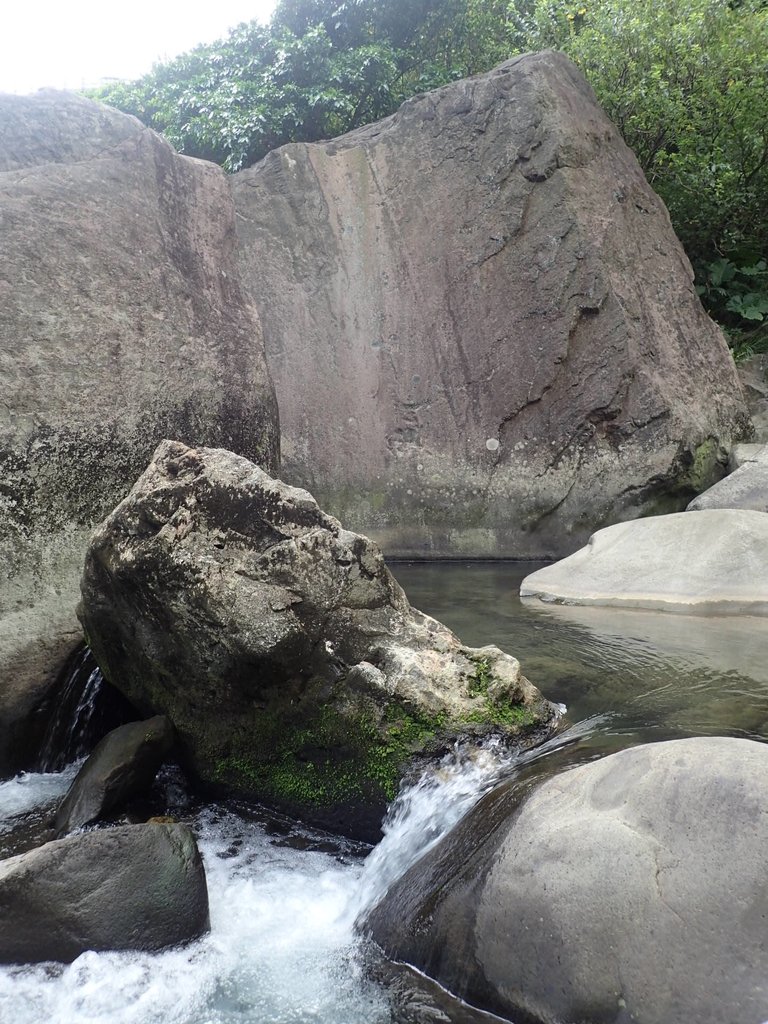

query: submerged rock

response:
[79,441,556,838]
[233,49,749,560]
[0,90,279,776]
[520,509,768,615]
[0,823,209,963]
[54,715,175,837]
[366,737,768,1024]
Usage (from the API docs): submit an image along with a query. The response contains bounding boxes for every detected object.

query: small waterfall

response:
[37,646,105,771]
[350,738,520,923]
[36,646,137,772]
[350,710,613,926]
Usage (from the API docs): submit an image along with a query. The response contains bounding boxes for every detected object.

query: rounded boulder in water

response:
[0,823,209,963]
[54,715,174,837]
[365,736,768,1024]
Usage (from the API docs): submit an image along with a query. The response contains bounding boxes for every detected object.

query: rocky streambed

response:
[2,560,768,1023]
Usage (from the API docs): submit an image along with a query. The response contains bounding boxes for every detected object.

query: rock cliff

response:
[0,92,279,774]
[232,50,750,558]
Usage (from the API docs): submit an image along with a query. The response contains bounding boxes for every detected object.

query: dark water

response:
[392,560,768,752]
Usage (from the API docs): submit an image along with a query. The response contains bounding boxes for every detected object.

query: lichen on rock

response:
[79,440,556,837]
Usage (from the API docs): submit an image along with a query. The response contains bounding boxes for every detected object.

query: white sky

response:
[0,1,278,95]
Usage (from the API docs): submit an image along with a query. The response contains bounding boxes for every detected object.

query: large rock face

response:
[0,823,209,963]
[0,91,279,774]
[79,440,556,839]
[232,50,750,559]
[366,737,768,1024]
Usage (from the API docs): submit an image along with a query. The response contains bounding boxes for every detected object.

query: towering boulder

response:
[78,440,556,839]
[232,50,750,559]
[0,92,279,774]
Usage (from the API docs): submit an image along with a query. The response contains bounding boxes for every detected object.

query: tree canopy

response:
[90,0,768,354]
[91,0,511,172]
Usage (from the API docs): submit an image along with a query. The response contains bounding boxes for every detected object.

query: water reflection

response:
[390,561,768,747]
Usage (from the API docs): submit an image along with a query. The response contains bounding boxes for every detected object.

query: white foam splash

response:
[351,738,519,923]
[0,737,553,1023]
[0,801,389,1024]
[0,765,79,835]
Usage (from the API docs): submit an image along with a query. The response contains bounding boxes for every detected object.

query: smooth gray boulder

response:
[233,50,749,560]
[366,737,768,1024]
[688,444,768,511]
[520,509,768,615]
[54,715,174,837]
[0,91,279,776]
[78,440,556,839]
[0,823,209,963]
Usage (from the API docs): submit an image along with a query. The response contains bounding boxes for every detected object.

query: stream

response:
[2,560,767,1023]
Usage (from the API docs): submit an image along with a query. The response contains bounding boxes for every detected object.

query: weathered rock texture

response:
[54,715,174,837]
[79,440,556,839]
[0,823,209,963]
[232,50,750,559]
[0,91,279,775]
[366,737,768,1024]
[519,509,768,615]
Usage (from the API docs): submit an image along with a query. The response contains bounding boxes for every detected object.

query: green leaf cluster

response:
[697,258,768,359]
[89,0,512,172]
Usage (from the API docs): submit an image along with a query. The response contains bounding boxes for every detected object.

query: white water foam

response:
[0,765,79,835]
[0,736,553,1024]
[0,801,389,1024]
[350,739,520,923]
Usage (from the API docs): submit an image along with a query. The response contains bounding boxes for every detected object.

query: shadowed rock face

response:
[366,737,768,1024]
[54,715,175,837]
[79,440,556,839]
[232,50,750,559]
[0,92,279,774]
[0,823,209,963]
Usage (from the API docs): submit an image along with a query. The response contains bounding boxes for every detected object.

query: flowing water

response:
[2,561,768,1023]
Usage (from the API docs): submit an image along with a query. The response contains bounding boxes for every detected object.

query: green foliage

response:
[696,258,768,359]
[513,0,768,341]
[90,0,512,172]
[467,656,493,697]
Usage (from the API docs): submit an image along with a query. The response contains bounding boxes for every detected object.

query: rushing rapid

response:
[0,740,517,1024]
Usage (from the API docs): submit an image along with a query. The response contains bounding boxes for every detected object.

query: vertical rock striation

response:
[0,92,279,773]
[232,50,750,558]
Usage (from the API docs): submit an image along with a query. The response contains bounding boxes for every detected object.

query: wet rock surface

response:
[0,822,209,963]
[0,90,279,777]
[79,440,556,839]
[54,715,175,837]
[366,737,768,1024]
[233,50,749,559]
